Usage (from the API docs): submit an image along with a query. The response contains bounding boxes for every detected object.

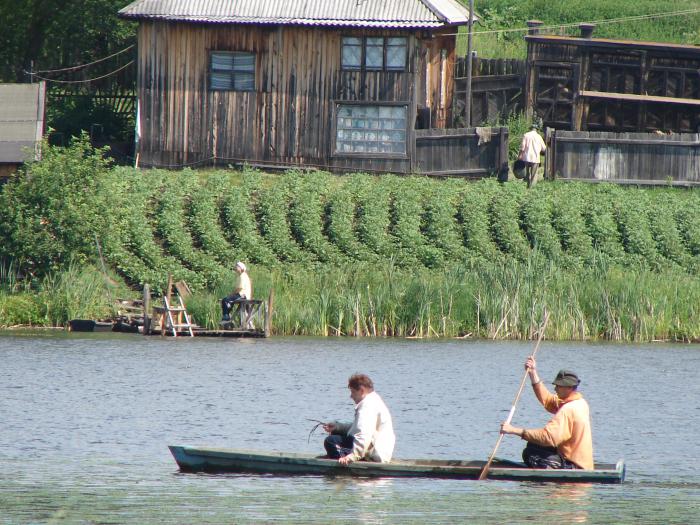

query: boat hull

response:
[168,445,625,483]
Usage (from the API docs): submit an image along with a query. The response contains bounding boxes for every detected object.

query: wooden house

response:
[118,0,495,175]
[525,22,700,133]
[0,82,45,180]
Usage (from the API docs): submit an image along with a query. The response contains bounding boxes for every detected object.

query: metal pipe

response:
[465,0,474,127]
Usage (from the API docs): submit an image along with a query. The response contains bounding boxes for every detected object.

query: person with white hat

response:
[221,261,252,321]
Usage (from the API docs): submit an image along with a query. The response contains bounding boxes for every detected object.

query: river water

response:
[0,332,698,524]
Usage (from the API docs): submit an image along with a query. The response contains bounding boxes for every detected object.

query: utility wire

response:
[439,7,700,37]
[471,7,700,36]
[31,45,135,74]
[27,61,134,84]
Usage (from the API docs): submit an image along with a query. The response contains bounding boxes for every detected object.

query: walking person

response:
[518,123,547,188]
[322,374,395,465]
[500,356,594,470]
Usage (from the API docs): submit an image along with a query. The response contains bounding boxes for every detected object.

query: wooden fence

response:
[547,130,700,185]
[454,57,526,126]
[414,127,509,177]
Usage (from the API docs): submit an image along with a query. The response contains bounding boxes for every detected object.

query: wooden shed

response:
[118,0,482,174]
[0,82,45,180]
[525,22,700,133]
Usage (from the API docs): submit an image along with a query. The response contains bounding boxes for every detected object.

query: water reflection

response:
[542,483,592,523]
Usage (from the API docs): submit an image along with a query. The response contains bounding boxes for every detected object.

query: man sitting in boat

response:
[322,374,395,465]
[500,357,593,470]
[221,261,251,322]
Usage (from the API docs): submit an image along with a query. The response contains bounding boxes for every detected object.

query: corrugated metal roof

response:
[118,0,473,28]
[0,83,44,163]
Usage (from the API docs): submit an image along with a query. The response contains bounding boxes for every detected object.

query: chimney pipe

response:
[579,23,596,38]
[527,20,544,35]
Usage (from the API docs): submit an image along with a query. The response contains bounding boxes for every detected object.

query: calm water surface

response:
[0,332,698,524]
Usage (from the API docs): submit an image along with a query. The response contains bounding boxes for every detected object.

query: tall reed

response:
[184,255,700,342]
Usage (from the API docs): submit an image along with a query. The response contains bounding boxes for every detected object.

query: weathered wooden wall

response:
[454,57,525,126]
[136,21,459,172]
[547,130,700,185]
[414,126,509,177]
[525,34,700,133]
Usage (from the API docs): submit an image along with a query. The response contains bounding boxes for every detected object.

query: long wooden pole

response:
[479,310,550,480]
[465,0,474,127]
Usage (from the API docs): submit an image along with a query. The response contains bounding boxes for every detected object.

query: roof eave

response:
[117,13,467,29]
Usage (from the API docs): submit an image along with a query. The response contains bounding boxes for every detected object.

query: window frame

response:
[340,36,407,72]
[332,101,410,159]
[209,50,256,92]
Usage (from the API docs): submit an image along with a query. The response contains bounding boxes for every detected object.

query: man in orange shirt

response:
[501,356,594,470]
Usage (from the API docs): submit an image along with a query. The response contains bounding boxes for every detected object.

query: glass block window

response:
[335,105,407,155]
[341,37,407,71]
[210,51,255,91]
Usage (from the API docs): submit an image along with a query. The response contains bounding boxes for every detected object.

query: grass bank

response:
[1,139,700,341]
[460,0,700,58]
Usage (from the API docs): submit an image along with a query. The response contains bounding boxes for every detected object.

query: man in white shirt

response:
[518,124,547,188]
[323,374,395,465]
[221,261,252,321]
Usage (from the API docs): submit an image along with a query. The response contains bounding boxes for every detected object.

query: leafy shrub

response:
[326,175,375,261]
[256,178,311,263]
[286,171,343,263]
[457,178,502,260]
[355,175,394,258]
[489,182,530,260]
[0,133,112,275]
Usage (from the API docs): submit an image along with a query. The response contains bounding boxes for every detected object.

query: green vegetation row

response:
[464,0,700,58]
[1,136,700,341]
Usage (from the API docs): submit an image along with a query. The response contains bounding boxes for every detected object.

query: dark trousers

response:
[522,442,576,469]
[221,293,243,318]
[524,162,539,188]
[324,434,354,459]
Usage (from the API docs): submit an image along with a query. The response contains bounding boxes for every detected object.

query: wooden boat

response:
[68,319,114,332]
[168,445,626,484]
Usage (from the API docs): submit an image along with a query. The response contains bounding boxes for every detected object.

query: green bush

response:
[0,134,112,275]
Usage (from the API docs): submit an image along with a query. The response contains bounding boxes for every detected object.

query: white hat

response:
[235,261,247,272]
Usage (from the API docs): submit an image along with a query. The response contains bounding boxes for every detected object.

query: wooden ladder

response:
[162,294,194,337]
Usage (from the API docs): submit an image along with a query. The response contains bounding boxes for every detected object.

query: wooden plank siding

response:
[454,57,526,126]
[414,127,509,177]
[136,21,461,173]
[525,33,700,134]
[548,130,700,185]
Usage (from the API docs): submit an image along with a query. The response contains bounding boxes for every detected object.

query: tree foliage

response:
[0,0,135,82]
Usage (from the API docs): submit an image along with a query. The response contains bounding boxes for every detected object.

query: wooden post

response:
[143,284,151,335]
[264,289,274,338]
[465,0,475,127]
[166,274,173,304]
[498,126,508,181]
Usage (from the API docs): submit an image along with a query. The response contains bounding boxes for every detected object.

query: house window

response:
[210,51,255,91]
[335,104,407,155]
[341,37,407,71]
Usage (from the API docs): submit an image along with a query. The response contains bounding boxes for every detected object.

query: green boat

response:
[168,445,626,484]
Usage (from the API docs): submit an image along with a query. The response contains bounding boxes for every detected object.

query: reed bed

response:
[185,256,700,342]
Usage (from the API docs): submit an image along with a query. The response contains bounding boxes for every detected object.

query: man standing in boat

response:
[500,357,593,470]
[323,374,395,465]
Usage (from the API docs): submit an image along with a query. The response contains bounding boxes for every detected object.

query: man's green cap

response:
[552,369,580,387]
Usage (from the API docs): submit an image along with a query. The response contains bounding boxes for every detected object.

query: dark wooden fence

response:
[414,127,509,177]
[547,130,700,185]
[454,57,526,126]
